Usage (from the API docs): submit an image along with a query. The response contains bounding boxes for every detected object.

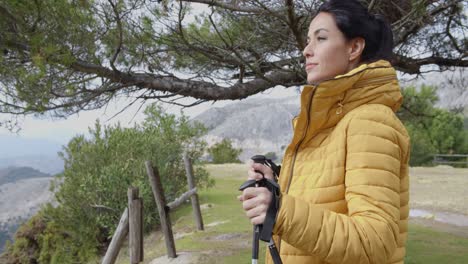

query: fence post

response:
[128,187,143,263]
[102,208,129,264]
[183,152,204,231]
[145,161,177,258]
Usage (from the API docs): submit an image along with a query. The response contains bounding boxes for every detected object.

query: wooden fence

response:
[102,152,204,263]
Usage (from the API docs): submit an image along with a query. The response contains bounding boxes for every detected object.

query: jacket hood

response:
[292,60,403,145]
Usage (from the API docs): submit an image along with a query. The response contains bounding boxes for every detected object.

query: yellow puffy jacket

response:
[266,60,410,264]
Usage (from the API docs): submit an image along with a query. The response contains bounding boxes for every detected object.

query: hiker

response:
[238,0,411,263]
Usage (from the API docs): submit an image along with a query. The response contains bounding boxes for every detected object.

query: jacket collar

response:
[292,60,403,144]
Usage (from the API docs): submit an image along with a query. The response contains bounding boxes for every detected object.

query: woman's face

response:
[303,12,357,84]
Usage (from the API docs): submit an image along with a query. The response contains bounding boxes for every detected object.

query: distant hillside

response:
[0,166,50,186]
[0,155,63,175]
[0,167,55,253]
[192,96,300,161]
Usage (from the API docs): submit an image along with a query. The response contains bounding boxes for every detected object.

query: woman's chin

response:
[307,77,321,85]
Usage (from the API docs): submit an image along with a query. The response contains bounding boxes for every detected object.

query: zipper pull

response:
[336,101,344,115]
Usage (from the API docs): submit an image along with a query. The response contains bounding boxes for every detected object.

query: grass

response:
[405,224,468,264]
[110,164,468,264]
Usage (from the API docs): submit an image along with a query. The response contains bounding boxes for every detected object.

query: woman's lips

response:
[305,63,318,71]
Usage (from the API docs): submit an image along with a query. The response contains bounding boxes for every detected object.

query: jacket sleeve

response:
[273,109,407,263]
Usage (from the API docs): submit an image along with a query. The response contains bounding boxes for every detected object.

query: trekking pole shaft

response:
[252,181,260,264]
[252,225,259,264]
[268,239,282,264]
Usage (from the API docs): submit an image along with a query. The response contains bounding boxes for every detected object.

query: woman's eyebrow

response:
[314,28,329,35]
[307,28,329,41]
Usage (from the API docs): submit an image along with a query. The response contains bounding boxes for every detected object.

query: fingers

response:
[247,167,263,181]
[242,194,268,225]
[248,163,274,180]
[245,202,267,217]
[238,187,270,202]
[250,215,266,225]
[238,187,272,225]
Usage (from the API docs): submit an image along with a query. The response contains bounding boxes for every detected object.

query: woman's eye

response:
[317,37,327,41]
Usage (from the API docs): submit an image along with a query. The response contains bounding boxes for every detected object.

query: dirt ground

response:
[410,166,468,214]
[409,166,468,237]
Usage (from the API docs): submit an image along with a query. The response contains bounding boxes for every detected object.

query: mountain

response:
[192,96,300,161]
[0,166,50,185]
[0,155,63,175]
[0,167,55,252]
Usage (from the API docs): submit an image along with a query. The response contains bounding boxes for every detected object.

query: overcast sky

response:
[0,96,226,144]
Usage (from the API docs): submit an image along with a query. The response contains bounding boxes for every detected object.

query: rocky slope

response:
[192,96,300,161]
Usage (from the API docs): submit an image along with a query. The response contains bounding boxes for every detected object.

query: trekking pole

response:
[239,155,283,264]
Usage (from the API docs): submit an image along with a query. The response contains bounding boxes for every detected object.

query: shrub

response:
[208,138,242,164]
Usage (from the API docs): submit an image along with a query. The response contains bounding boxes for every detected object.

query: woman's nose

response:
[303,43,313,58]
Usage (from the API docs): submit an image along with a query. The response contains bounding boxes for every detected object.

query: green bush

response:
[208,138,242,164]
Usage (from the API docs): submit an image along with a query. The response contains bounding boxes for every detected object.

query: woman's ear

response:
[348,37,365,62]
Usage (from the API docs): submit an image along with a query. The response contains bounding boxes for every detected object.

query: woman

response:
[238,1,410,263]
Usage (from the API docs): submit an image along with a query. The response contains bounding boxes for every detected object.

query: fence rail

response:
[167,188,197,210]
[433,154,468,166]
[102,208,129,264]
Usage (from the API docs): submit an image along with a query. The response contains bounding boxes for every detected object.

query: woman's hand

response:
[238,161,274,225]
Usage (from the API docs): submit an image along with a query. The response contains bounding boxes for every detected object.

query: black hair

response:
[317,0,394,63]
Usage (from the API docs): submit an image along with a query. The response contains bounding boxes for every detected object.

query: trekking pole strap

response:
[259,178,280,242]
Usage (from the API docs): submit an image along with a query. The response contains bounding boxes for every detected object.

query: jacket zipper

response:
[285,87,317,193]
[277,86,317,255]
